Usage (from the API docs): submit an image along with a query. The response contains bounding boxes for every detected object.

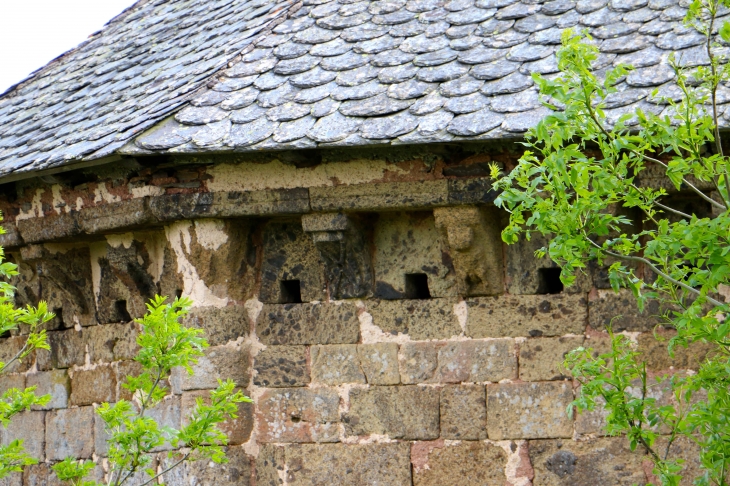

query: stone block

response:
[519,336,585,381]
[440,385,487,440]
[253,345,309,387]
[16,212,80,243]
[259,220,325,303]
[22,463,63,486]
[0,374,25,395]
[282,443,412,485]
[367,299,461,339]
[182,390,253,445]
[27,369,70,410]
[357,343,400,385]
[171,344,251,392]
[79,198,153,234]
[256,444,286,486]
[311,345,365,385]
[310,180,448,212]
[0,223,22,249]
[412,442,506,485]
[46,407,95,460]
[588,289,662,332]
[147,395,182,452]
[86,322,139,363]
[372,211,456,299]
[0,411,45,461]
[257,303,359,345]
[650,436,701,485]
[113,359,143,401]
[466,294,587,338]
[183,305,249,346]
[212,188,310,218]
[0,472,21,486]
[447,177,499,205]
[399,342,440,384]
[160,445,252,485]
[148,192,213,222]
[487,382,573,440]
[0,336,34,373]
[345,385,440,440]
[437,339,516,383]
[637,330,714,371]
[256,387,340,443]
[70,365,116,406]
[37,329,85,370]
[529,438,647,485]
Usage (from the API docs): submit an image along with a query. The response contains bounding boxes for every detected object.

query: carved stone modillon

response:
[302,213,373,300]
[433,206,504,297]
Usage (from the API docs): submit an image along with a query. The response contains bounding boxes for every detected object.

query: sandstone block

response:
[37,329,85,370]
[182,390,253,445]
[529,438,646,485]
[46,407,95,460]
[183,305,249,346]
[79,198,153,234]
[256,444,286,486]
[257,302,359,345]
[113,359,142,401]
[211,188,310,218]
[412,441,506,485]
[86,322,139,363]
[253,345,309,387]
[310,180,448,212]
[466,294,587,338]
[160,446,252,485]
[70,365,116,406]
[147,396,182,452]
[357,343,400,385]
[311,345,365,385]
[0,411,45,461]
[437,339,516,383]
[367,299,461,339]
[487,382,573,440]
[171,344,250,392]
[638,330,714,371]
[589,289,662,332]
[0,336,34,373]
[0,472,21,486]
[519,336,585,381]
[0,374,25,394]
[283,443,412,485]
[345,385,440,440]
[440,385,487,440]
[22,464,62,486]
[17,212,80,244]
[399,342,440,384]
[256,387,340,443]
[27,369,70,410]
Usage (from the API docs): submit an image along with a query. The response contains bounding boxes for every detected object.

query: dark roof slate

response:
[1,0,729,178]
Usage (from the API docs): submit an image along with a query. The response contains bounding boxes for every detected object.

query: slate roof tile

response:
[2,0,729,172]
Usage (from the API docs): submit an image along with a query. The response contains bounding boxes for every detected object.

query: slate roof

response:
[1,0,728,178]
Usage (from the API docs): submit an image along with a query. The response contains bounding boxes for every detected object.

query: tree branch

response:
[138,453,189,486]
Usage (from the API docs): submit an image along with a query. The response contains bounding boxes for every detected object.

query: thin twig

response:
[138,453,189,486]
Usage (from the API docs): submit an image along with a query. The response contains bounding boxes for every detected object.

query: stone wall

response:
[0,148,712,485]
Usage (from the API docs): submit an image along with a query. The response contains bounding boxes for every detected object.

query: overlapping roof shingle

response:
[0,0,727,179]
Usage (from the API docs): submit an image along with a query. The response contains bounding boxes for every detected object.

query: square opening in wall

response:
[115,300,132,323]
[405,273,431,300]
[537,268,563,294]
[280,280,303,304]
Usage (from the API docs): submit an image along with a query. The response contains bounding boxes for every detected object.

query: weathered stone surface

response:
[637,330,714,371]
[519,336,585,381]
[309,180,448,212]
[399,342,441,384]
[70,365,116,406]
[530,438,647,485]
[259,220,326,303]
[413,442,507,485]
[466,294,587,338]
[182,305,249,346]
[440,385,487,439]
[0,411,45,461]
[145,396,182,452]
[46,407,95,460]
[113,359,142,401]
[367,299,460,339]
[171,344,251,392]
[258,302,359,345]
[160,446,252,485]
[311,344,366,384]
[85,322,139,363]
[437,339,516,382]
[211,189,310,217]
[276,443,412,484]
[79,198,153,234]
[357,343,400,385]
[22,464,63,486]
[0,336,34,373]
[37,329,85,370]
[433,205,504,297]
[589,289,663,331]
[16,213,80,244]
[487,382,573,439]
[345,385,440,439]
[182,390,253,445]
[254,345,309,387]
[27,369,70,410]
[0,373,25,395]
[256,387,340,443]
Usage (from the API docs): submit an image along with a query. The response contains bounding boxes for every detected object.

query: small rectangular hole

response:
[537,268,563,294]
[405,273,431,300]
[280,280,303,304]
[115,300,132,323]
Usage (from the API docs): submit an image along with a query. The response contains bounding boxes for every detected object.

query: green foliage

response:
[53,296,250,486]
[492,2,730,484]
[0,218,54,478]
